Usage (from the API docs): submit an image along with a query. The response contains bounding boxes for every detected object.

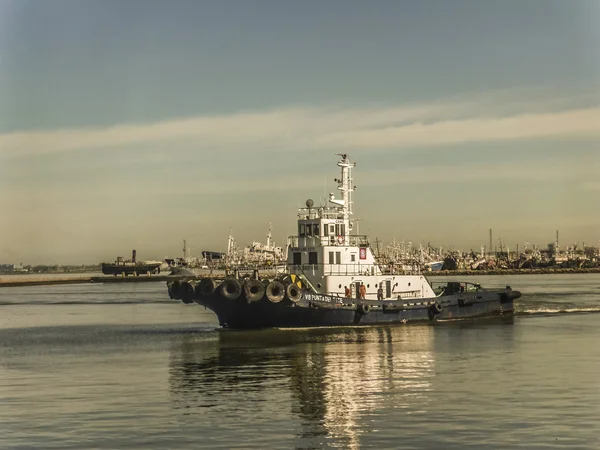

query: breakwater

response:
[0,275,185,288]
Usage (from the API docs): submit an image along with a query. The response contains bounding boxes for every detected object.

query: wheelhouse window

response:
[328,252,334,264]
[299,224,306,237]
[313,224,320,237]
[334,223,346,236]
[308,252,318,264]
[335,252,341,264]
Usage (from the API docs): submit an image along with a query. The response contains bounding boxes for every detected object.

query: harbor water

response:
[1,274,599,449]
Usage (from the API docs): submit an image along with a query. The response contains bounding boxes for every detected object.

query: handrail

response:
[296,207,342,220]
[293,270,319,293]
[288,263,382,276]
[288,235,370,247]
[429,280,484,293]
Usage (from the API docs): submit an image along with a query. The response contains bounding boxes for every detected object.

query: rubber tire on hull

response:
[357,304,370,315]
[170,281,182,300]
[266,280,285,303]
[167,282,176,299]
[500,292,516,304]
[285,283,303,303]
[219,278,242,300]
[180,281,196,304]
[196,278,217,297]
[244,279,266,303]
[428,302,442,320]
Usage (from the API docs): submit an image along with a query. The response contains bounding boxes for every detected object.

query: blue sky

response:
[0,0,599,264]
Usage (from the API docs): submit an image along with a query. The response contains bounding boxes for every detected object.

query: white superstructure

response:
[287,154,436,300]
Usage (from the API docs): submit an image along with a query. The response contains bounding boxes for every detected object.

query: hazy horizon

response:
[1,0,599,265]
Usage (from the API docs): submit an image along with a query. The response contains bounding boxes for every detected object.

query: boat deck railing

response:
[288,263,382,276]
[288,235,369,248]
[429,281,484,295]
[296,207,342,220]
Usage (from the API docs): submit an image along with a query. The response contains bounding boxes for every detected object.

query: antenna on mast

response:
[328,153,356,221]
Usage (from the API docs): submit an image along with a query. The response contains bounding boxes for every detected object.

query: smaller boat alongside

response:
[101,250,161,276]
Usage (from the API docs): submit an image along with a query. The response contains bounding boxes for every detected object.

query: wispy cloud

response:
[316,108,600,150]
[3,154,596,202]
[1,89,599,159]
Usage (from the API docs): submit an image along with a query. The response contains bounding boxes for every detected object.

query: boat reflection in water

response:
[290,326,436,449]
[168,325,443,448]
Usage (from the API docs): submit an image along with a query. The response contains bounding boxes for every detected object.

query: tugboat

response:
[167,154,521,328]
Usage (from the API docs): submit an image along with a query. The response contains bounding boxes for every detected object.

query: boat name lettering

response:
[304,293,340,304]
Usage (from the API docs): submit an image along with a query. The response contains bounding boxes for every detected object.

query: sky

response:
[0,0,599,264]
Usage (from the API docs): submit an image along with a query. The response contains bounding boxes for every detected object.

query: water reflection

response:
[296,327,436,449]
[168,332,287,412]
[168,325,438,448]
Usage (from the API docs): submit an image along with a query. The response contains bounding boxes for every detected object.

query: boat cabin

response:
[287,154,436,300]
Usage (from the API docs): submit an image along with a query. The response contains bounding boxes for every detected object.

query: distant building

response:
[0,264,15,272]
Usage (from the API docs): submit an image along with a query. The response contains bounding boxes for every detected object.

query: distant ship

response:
[164,240,216,276]
[167,227,287,277]
[101,250,161,276]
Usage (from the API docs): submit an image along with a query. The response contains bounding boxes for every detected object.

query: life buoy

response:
[337,235,344,244]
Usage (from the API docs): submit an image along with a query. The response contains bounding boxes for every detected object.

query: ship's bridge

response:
[290,205,363,248]
[286,154,383,286]
[287,204,380,279]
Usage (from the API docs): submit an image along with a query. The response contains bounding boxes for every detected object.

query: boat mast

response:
[266,222,273,249]
[227,231,235,256]
[329,153,356,225]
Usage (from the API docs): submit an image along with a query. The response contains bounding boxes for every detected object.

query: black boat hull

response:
[101,263,161,276]
[168,280,520,329]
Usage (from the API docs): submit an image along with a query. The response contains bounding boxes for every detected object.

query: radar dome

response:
[306,199,314,208]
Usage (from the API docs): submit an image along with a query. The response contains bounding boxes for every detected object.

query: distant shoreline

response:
[0,274,180,287]
[0,267,599,287]
[426,268,600,276]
